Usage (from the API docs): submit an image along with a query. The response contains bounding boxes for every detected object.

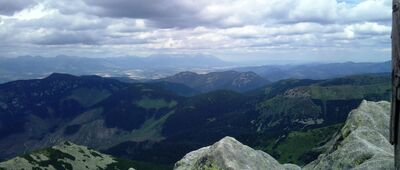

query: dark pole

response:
[392,0,400,168]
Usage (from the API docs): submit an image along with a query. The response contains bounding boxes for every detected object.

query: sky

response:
[0,0,392,64]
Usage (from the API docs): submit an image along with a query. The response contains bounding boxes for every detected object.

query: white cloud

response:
[0,0,392,62]
[13,3,55,20]
[346,22,391,35]
[344,0,391,22]
[288,0,338,22]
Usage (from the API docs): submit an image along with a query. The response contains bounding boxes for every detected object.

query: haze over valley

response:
[0,54,391,84]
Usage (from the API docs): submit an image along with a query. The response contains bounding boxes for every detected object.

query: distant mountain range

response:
[0,72,390,167]
[109,70,270,95]
[235,61,390,81]
[0,54,231,83]
[0,55,391,84]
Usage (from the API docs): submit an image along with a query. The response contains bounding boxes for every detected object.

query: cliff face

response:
[174,101,395,170]
[304,100,394,170]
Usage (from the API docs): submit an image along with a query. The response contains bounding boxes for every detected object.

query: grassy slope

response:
[252,75,390,165]
[309,84,390,101]
[137,97,178,110]
[1,142,173,170]
[66,88,112,108]
[129,110,176,141]
[258,123,343,165]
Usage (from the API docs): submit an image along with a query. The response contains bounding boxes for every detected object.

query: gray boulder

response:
[304,100,394,170]
[174,136,300,170]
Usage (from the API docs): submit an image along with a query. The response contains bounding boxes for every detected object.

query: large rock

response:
[304,100,394,170]
[174,136,300,170]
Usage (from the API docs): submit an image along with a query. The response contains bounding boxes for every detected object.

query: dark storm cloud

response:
[84,0,194,18]
[13,15,110,32]
[82,0,206,28]
[0,0,36,15]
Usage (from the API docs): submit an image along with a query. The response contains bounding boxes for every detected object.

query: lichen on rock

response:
[303,100,394,170]
[174,136,301,170]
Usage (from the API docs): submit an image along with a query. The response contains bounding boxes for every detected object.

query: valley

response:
[0,71,391,168]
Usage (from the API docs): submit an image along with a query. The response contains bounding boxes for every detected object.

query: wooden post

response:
[392,0,400,168]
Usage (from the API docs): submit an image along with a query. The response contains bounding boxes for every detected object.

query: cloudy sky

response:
[0,0,392,63]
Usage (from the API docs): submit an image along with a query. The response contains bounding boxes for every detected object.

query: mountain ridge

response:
[158,70,270,92]
[0,56,390,84]
[236,61,390,81]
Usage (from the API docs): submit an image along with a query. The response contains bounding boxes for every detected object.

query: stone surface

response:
[304,100,394,170]
[174,136,301,170]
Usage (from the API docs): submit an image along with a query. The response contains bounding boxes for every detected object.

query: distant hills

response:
[158,71,270,93]
[0,55,391,84]
[0,72,390,167]
[0,54,231,83]
[235,61,390,81]
[113,70,270,95]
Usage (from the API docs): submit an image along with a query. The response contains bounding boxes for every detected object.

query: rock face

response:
[304,100,394,170]
[175,100,395,170]
[174,136,301,170]
[0,141,134,170]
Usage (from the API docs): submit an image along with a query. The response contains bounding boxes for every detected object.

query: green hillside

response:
[0,73,391,167]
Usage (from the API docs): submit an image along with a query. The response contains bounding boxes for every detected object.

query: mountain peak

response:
[162,70,269,92]
[175,71,199,76]
[46,73,77,80]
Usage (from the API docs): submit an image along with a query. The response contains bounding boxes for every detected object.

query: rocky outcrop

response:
[175,100,395,170]
[304,100,394,170]
[0,141,135,170]
[174,136,300,170]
